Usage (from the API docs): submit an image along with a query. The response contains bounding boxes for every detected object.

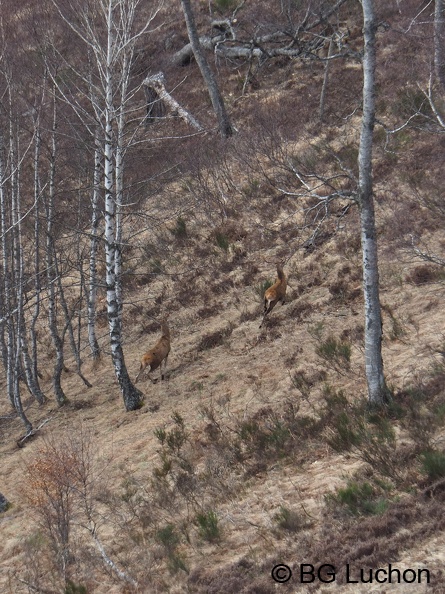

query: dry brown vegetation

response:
[2,0,445,592]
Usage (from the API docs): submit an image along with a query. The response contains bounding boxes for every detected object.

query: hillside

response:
[1,1,445,593]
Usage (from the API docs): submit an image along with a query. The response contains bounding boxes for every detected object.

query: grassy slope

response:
[1,1,445,592]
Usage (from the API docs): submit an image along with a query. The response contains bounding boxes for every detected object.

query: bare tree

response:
[45,93,67,406]
[180,0,234,137]
[49,0,163,410]
[357,0,389,406]
[87,130,102,362]
[435,0,445,90]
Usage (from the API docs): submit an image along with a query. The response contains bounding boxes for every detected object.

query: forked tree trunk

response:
[358,0,389,406]
[103,0,143,411]
[180,0,233,137]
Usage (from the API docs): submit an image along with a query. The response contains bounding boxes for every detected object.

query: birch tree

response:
[357,0,389,406]
[0,130,15,409]
[87,130,102,362]
[51,0,162,410]
[180,0,233,137]
[45,93,67,406]
[435,0,445,90]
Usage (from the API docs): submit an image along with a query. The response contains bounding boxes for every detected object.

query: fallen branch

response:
[88,525,138,588]
[17,417,53,448]
[143,72,203,131]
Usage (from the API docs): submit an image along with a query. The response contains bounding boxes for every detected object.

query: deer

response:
[259,263,287,328]
[134,319,171,384]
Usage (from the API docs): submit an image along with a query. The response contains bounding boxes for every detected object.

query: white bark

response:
[30,123,44,395]
[435,0,445,90]
[101,0,143,410]
[358,0,388,406]
[87,132,102,361]
[8,109,33,431]
[46,95,67,406]
[143,72,203,131]
[49,0,155,410]
[0,131,15,408]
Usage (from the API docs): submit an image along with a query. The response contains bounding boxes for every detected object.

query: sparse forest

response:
[1,0,445,592]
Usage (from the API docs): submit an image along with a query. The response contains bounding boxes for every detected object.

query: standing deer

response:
[135,319,171,383]
[259,264,287,328]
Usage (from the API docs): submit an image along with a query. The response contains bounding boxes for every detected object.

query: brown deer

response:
[135,319,171,383]
[259,264,287,328]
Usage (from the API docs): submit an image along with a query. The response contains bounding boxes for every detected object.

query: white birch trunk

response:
[31,124,44,394]
[87,132,102,361]
[0,131,15,407]
[435,0,445,90]
[358,0,388,406]
[9,114,34,431]
[103,0,143,411]
[46,96,67,406]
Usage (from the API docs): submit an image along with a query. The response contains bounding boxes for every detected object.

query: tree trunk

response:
[9,112,34,431]
[143,72,203,131]
[0,131,15,408]
[87,132,102,362]
[103,0,143,411]
[30,124,45,396]
[357,0,389,406]
[46,96,67,406]
[180,0,233,137]
[435,0,445,90]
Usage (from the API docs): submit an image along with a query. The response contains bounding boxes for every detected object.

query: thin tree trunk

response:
[9,113,33,432]
[180,0,234,137]
[435,0,445,90]
[0,131,15,407]
[358,0,389,406]
[31,124,44,392]
[13,127,45,404]
[54,256,92,388]
[87,132,102,361]
[46,95,67,406]
[320,37,334,122]
[103,0,143,411]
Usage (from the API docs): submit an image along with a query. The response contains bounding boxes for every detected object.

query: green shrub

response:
[156,524,180,552]
[156,524,189,574]
[154,412,187,454]
[214,231,230,251]
[195,510,221,542]
[316,335,351,368]
[273,506,306,532]
[172,216,187,240]
[255,279,273,301]
[326,411,362,452]
[65,582,87,594]
[327,480,390,516]
[420,450,445,481]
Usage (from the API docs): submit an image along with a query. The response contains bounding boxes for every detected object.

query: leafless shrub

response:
[405,264,441,285]
[197,325,234,351]
[197,304,220,319]
[22,430,96,590]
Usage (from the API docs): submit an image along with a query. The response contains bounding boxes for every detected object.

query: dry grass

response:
[2,1,445,592]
